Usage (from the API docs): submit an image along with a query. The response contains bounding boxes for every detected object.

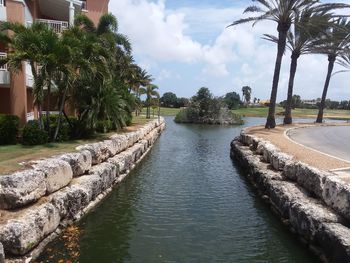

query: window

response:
[81,0,87,10]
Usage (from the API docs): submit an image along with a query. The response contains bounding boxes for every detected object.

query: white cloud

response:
[111,0,350,100]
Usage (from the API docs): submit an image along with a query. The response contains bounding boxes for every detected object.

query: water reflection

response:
[38,117,321,263]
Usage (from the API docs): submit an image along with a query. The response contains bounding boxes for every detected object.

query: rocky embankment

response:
[231,129,350,263]
[0,118,165,263]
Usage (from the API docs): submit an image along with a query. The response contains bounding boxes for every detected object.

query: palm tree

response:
[313,18,350,123]
[242,86,252,105]
[228,0,349,128]
[140,84,160,119]
[71,14,134,133]
[0,22,57,129]
[264,8,334,124]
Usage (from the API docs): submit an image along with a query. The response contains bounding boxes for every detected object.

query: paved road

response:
[288,125,350,163]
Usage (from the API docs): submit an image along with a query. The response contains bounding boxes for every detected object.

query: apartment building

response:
[0,0,109,123]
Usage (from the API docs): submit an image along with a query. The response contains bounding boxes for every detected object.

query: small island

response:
[174,87,243,125]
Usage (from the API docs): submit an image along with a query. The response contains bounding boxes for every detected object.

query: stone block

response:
[76,142,111,165]
[0,170,46,210]
[0,203,60,255]
[59,150,92,177]
[323,176,350,221]
[34,159,73,194]
[0,242,4,263]
[271,152,292,171]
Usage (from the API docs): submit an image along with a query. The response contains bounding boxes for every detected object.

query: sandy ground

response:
[246,122,350,171]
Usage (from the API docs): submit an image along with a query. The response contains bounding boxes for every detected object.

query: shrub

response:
[44,115,69,142]
[174,107,199,123]
[43,115,78,141]
[22,120,49,145]
[96,120,113,133]
[125,114,133,126]
[0,114,20,145]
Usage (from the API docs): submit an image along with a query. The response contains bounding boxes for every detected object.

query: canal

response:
[38,117,318,263]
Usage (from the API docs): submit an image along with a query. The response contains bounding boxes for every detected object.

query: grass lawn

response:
[159,107,181,116]
[233,106,350,120]
[0,115,152,175]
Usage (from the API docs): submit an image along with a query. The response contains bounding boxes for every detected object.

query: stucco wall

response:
[6,0,27,124]
[84,0,109,25]
[0,88,11,114]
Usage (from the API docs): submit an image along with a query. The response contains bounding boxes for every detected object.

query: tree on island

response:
[175,87,243,125]
[224,92,241,110]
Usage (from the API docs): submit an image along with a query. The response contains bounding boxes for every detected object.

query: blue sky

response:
[110,0,350,101]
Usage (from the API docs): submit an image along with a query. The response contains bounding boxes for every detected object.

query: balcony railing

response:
[36,19,69,34]
[0,52,7,71]
[0,0,4,6]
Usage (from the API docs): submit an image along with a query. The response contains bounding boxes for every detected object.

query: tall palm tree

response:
[0,22,57,129]
[228,0,349,128]
[313,18,350,123]
[264,8,334,124]
[242,86,252,105]
[71,14,134,133]
[140,84,160,119]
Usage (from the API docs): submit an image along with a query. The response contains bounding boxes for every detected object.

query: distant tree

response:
[340,100,350,110]
[224,92,241,110]
[161,92,178,108]
[140,84,160,119]
[176,97,189,108]
[253,97,257,104]
[327,100,340,110]
[192,87,212,117]
[281,94,302,109]
[242,86,252,105]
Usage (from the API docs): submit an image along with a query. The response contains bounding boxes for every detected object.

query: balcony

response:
[36,19,69,34]
[0,52,10,85]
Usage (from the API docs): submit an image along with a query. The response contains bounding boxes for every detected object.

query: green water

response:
[38,117,318,263]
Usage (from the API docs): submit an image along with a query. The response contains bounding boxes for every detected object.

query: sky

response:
[110,0,350,101]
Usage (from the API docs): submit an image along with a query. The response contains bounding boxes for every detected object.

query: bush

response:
[96,120,113,133]
[22,120,49,145]
[0,114,20,145]
[125,114,133,126]
[42,115,78,141]
[174,107,199,123]
[45,115,70,142]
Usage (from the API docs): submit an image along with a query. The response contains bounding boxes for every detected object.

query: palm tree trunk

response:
[265,27,288,129]
[53,87,68,141]
[146,96,150,119]
[46,80,52,135]
[284,53,299,125]
[316,55,336,123]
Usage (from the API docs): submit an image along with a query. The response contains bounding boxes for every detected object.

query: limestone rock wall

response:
[0,118,165,262]
[231,129,350,262]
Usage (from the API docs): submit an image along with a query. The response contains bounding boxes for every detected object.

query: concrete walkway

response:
[288,126,350,163]
[246,123,350,171]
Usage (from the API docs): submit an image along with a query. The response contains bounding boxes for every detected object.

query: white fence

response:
[36,19,69,33]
